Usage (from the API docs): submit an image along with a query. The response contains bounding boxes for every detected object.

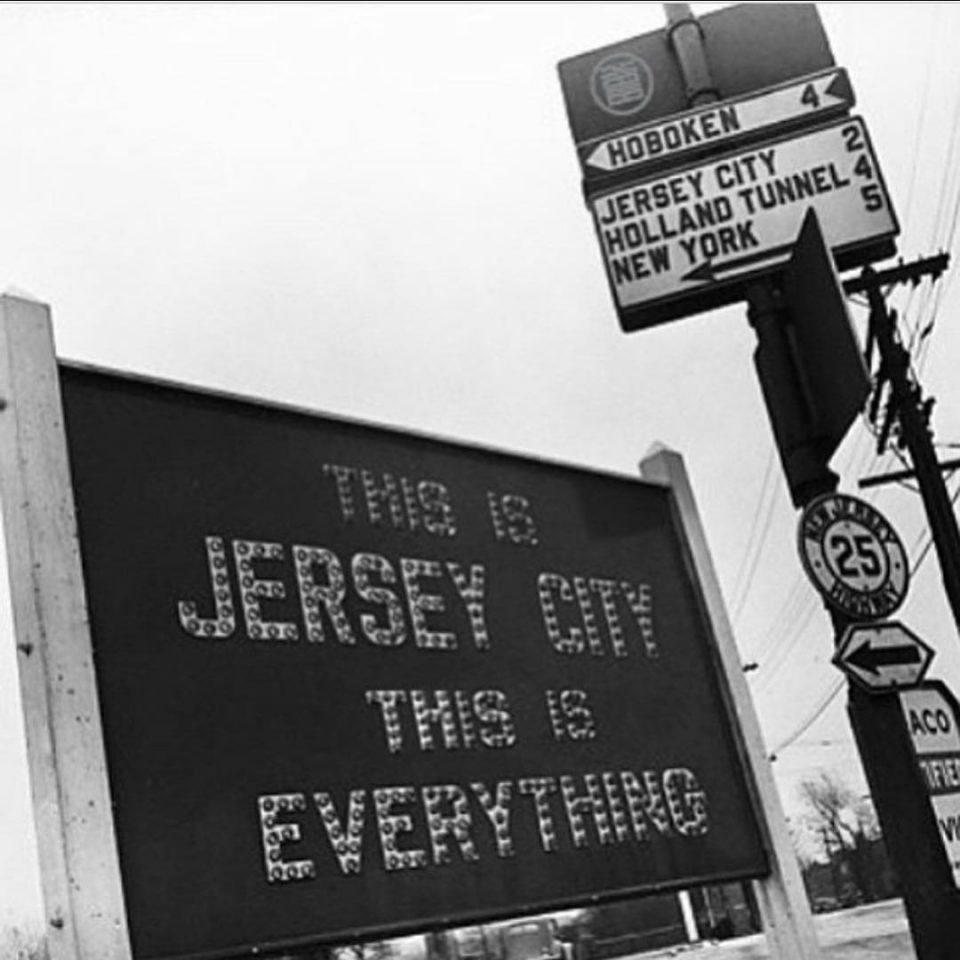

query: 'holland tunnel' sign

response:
[60,366,766,960]
[591,117,898,330]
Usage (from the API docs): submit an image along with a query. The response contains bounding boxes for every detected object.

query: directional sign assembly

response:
[590,117,898,330]
[834,621,934,692]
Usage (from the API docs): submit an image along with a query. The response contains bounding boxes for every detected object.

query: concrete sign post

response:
[0,298,772,960]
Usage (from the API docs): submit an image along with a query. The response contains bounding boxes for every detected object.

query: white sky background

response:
[2,0,960,930]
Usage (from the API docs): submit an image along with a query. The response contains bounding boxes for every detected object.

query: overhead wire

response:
[728,449,779,626]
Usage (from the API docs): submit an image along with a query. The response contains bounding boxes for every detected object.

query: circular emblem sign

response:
[798,493,909,620]
[590,52,654,117]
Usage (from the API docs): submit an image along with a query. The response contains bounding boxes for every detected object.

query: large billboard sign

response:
[2,313,768,960]
[590,117,898,331]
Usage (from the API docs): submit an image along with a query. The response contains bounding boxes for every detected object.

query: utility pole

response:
[858,257,960,638]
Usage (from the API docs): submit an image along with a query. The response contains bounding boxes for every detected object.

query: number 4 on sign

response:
[744,70,852,141]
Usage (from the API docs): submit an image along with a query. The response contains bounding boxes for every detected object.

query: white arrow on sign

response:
[584,68,853,175]
[834,621,934,692]
[590,116,898,316]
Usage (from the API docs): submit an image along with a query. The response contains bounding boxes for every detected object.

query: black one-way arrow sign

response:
[834,621,935,693]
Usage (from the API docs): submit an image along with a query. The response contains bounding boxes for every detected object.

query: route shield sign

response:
[834,621,934,692]
[590,117,898,331]
[899,683,960,886]
[798,492,909,620]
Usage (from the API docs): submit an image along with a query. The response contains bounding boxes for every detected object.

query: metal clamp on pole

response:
[664,3,720,106]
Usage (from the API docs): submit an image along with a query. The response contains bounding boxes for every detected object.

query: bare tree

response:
[796,771,880,903]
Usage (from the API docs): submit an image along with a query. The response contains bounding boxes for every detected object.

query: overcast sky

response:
[2,0,960,931]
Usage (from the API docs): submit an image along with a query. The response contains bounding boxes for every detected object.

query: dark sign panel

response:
[60,366,766,960]
[558,3,835,162]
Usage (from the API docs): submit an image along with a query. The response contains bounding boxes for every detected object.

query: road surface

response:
[640,899,915,959]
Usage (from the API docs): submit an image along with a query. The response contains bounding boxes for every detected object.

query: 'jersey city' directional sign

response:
[581,69,854,178]
[834,621,934,693]
[590,117,898,330]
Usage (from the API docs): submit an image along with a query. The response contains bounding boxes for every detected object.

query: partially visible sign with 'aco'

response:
[900,683,960,887]
[60,366,766,959]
